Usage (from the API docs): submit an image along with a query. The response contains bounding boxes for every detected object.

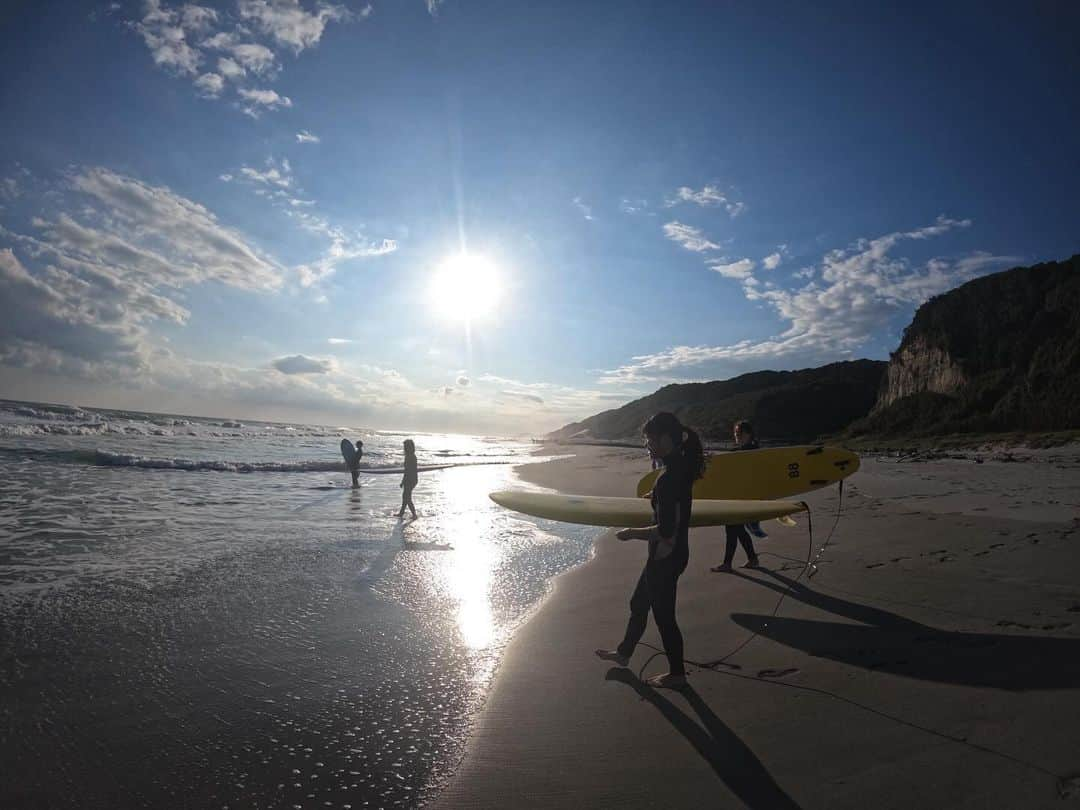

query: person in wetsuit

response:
[349,439,364,489]
[711,419,761,572]
[595,412,706,689]
[397,438,418,519]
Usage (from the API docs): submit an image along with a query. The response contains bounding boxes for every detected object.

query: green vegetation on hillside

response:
[548,360,886,443]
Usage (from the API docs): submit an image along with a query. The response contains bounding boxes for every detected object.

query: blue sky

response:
[1,0,1078,433]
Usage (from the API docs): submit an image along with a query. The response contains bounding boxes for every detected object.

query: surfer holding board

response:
[340,438,364,488]
[595,412,706,690]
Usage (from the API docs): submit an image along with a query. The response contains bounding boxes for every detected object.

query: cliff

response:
[852,255,1080,436]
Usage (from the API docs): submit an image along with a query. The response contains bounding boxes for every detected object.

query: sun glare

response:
[429,254,501,322]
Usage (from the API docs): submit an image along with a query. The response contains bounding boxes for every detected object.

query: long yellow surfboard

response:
[489,490,807,528]
[636,445,859,500]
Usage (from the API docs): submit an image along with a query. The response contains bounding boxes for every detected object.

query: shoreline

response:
[428,444,1080,809]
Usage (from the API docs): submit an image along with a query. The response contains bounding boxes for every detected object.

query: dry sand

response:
[430,444,1080,809]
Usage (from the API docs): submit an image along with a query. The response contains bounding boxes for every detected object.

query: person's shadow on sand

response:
[605,668,803,810]
[728,569,1080,690]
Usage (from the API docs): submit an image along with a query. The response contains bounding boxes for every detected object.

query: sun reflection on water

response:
[428,465,502,650]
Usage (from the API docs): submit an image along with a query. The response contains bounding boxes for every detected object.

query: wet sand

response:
[431,444,1080,809]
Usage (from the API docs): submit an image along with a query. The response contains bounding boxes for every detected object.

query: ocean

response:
[0,399,598,808]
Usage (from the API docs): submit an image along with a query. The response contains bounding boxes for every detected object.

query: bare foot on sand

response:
[595,649,629,667]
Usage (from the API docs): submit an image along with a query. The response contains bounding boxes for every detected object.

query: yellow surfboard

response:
[489,490,807,528]
[636,445,859,500]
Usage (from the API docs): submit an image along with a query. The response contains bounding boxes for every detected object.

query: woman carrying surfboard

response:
[595,412,705,689]
[711,420,762,572]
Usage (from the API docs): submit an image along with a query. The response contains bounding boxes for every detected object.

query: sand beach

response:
[432,443,1080,809]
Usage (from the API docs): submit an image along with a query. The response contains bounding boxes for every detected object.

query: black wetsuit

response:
[399,453,418,516]
[723,437,759,566]
[616,450,693,676]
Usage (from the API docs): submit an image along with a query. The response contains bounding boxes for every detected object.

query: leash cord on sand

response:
[634,480,1074,794]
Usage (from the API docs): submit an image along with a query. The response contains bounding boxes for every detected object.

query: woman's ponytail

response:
[682,427,706,481]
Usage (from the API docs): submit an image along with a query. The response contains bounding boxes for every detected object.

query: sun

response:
[429,253,501,322]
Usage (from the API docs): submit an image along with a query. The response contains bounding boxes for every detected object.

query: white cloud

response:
[1,177,20,201]
[296,130,320,144]
[237,0,349,53]
[601,217,1020,385]
[219,173,234,182]
[133,0,203,75]
[663,221,722,253]
[0,167,287,378]
[272,354,334,374]
[194,71,224,97]
[180,4,218,32]
[327,337,353,344]
[129,0,358,112]
[239,157,293,188]
[619,198,648,215]
[238,86,292,115]
[762,252,782,271]
[573,196,594,221]
[69,167,282,289]
[666,185,745,217]
[230,42,276,75]
[426,0,443,15]
[217,56,245,80]
[295,236,397,286]
[708,258,755,279]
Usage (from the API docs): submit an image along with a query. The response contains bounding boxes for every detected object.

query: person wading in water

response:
[595,412,706,689]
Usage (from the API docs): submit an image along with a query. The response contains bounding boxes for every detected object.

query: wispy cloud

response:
[601,217,1021,385]
[296,130,320,144]
[237,0,349,53]
[239,157,293,188]
[573,196,594,221]
[0,167,283,376]
[762,252,782,270]
[237,87,292,115]
[663,221,722,253]
[124,0,358,114]
[707,258,755,279]
[666,184,745,217]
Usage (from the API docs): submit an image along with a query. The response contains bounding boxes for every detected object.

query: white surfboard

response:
[489,490,807,527]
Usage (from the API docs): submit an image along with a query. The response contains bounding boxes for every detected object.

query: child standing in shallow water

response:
[397,439,418,519]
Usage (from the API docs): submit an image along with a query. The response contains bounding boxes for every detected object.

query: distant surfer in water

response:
[397,439,418,519]
[711,420,762,572]
[349,439,364,489]
[595,412,706,689]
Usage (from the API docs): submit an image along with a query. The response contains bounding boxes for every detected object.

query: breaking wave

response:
[0,446,494,474]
